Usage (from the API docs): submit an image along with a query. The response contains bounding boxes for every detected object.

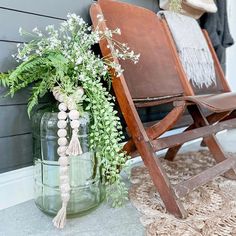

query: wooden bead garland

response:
[52,87,84,229]
[52,99,70,229]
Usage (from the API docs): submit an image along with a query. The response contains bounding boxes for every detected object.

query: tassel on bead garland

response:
[66,129,83,156]
[67,110,82,156]
[52,202,67,229]
[52,87,84,229]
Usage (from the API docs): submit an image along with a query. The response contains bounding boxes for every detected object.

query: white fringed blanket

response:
[159,11,216,88]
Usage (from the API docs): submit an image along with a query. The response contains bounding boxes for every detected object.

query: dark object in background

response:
[199,0,234,72]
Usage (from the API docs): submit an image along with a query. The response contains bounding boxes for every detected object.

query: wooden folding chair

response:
[90,0,236,218]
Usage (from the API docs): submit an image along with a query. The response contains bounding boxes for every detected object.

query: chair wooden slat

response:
[175,157,236,198]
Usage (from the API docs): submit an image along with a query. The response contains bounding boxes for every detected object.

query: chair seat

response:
[184,92,236,113]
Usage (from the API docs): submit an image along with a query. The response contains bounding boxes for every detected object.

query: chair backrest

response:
[91,0,187,100]
[90,0,230,100]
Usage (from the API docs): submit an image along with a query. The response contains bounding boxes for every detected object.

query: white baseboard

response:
[0,166,34,210]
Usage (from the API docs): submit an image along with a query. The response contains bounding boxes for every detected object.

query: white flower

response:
[32,27,38,32]
[67,13,72,18]
[19,27,23,35]
[114,28,121,35]
[78,17,85,26]
[104,29,112,38]
[97,14,104,22]
[70,13,77,19]
[45,25,54,31]
[32,27,43,37]
[78,74,85,81]
[76,57,83,65]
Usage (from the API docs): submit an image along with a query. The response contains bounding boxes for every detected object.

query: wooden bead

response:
[57,129,67,137]
[58,103,67,111]
[52,87,60,97]
[74,87,84,100]
[61,193,70,202]
[53,92,60,101]
[58,94,66,103]
[70,120,80,129]
[76,87,84,96]
[53,86,60,93]
[60,175,69,184]
[60,183,71,192]
[68,110,80,120]
[58,156,69,166]
[66,97,76,110]
[69,110,80,120]
[57,146,67,156]
[67,102,77,111]
[58,111,67,120]
[59,166,69,175]
[58,137,68,146]
[57,120,67,129]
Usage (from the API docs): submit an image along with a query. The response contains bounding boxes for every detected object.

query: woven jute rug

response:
[129,150,236,236]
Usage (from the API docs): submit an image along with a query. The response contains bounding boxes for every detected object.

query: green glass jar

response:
[32,106,104,217]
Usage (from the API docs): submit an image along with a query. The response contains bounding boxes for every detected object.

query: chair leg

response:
[203,135,236,179]
[134,138,188,218]
[188,105,236,180]
[165,124,194,161]
[110,76,187,217]
[165,145,182,161]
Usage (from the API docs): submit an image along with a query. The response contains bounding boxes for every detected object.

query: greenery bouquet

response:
[0,13,139,228]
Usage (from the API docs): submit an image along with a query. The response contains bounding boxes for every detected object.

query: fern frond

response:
[27,79,48,116]
[7,56,55,97]
[9,56,49,84]
[47,53,68,78]
[0,72,11,87]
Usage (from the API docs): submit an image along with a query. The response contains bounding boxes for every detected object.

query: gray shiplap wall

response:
[0,0,159,173]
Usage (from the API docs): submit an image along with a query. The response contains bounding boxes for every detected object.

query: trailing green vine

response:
[0,13,139,206]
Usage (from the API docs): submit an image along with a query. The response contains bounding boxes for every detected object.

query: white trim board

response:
[0,166,34,210]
